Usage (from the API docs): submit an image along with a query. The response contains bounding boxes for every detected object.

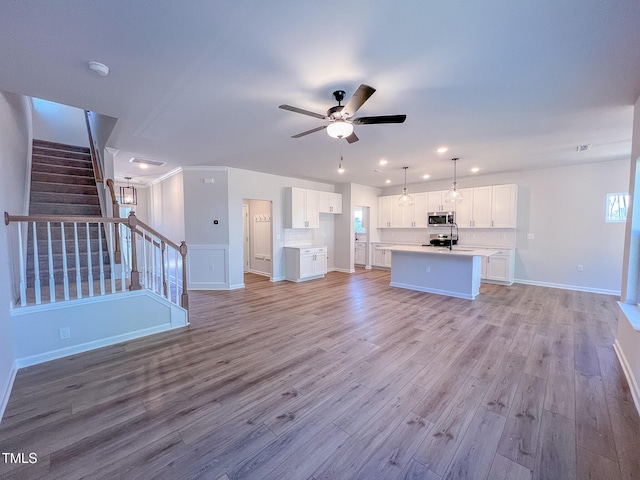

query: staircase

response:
[26,139,111,287]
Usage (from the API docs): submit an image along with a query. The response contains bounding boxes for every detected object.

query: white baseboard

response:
[333,268,355,274]
[514,278,620,296]
[229,283,245,290]
[248,269,270,277]
[270,276,285,282]
[15,324,182,369]
[0,361,18,427]
[613,339,640,416]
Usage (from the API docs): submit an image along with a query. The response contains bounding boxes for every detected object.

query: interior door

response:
[242,204,249,273]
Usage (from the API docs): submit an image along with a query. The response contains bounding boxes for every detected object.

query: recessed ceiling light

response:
[422,174,430,179]
[436,147,448,153]
[385,179,391,184]
[379,159,388,165]
[471,167,480,173]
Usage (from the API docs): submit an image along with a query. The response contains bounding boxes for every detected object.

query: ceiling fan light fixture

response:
[398,166,414,207]
[444,157,463,205]
[327,121,354,139]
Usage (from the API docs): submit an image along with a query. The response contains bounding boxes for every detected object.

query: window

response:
[606,193,628,223]
[354,206,366,233]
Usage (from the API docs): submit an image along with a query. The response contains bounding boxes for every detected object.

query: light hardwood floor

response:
[1,269,639,479]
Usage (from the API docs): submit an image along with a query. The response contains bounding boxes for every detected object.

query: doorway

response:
[242,199,273,279]
[354,205,371,269]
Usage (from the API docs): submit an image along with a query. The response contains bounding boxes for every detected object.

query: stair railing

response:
[105,179,122,264]
[4,211,188,310]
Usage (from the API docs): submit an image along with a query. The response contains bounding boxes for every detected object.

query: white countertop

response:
[384,244,501,257]
[283,245,327,250]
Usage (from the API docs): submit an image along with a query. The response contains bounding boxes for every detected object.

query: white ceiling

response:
[1,1,640,188]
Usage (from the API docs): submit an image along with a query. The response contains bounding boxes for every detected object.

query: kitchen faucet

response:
[449,221,458,250]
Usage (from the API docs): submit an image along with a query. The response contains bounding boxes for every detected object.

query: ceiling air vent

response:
[129,157,166,167]
[575,144,591,152]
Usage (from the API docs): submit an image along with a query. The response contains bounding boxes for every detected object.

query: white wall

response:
[31,98,88,147]
[380,160,628,294]
[150,170,185,242]
[0,91,31,418]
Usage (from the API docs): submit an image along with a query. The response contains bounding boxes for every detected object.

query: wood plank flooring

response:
[1,268,639,479]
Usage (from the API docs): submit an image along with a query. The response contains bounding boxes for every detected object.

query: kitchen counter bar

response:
[385,245,500,299]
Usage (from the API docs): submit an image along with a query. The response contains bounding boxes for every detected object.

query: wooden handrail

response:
[131,213,183,252]
[105,179,121,264]
[84,111,103,183]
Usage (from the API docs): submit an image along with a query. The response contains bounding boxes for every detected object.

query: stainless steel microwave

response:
[428,211,455,227]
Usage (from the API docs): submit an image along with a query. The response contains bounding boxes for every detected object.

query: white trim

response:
[270,276,285,282]
[514,278,620,296]
[181,166,228,172]
[390,281,477,300]
[0,361,18,428]
[15,324,185,369]
[613,339,640,416]
[333,267,355,274]
[151,167,183,185]
[248,269,270,277]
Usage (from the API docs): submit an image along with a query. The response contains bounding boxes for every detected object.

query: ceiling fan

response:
[279,84,407,144]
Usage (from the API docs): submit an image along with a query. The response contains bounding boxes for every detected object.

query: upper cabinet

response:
[285,187,318,228]
[378,183,518,229]
[427,190,448,212]
[378,192,428,228]
[317,191,343,214]
[285,187,342,229]
[454,184,517,228]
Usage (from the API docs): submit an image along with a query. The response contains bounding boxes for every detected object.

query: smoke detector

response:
[88,61,109,77]
[576,144,591,152]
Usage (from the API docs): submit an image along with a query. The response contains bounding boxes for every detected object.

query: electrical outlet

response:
[208,264,214,271]
[527,233,534,240]
[426,266,431,273]
[498,233,506,239]
[577,264,584,272]
[59,327,70,340]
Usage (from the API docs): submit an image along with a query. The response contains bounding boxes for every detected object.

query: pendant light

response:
[398,166,414,207]
[444,157,463,205]
[120,177,138,205]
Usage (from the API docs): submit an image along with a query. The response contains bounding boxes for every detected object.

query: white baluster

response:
[32,222,41,304]
[98,223,105,295]
[86,223,94,297]
[73,223,82,298]
[18,222,26,306]
[47,222,55,302]
[151,234,157,293]
[60,222,70,300]
[141,227,148,289]
[119,223,126,292]
[107,223,116,294]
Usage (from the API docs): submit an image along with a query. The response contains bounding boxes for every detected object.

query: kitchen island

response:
[385,245,500,300]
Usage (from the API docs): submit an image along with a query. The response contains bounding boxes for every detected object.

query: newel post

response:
[128,211,142,291]
[106,179,122,264]
[180,241,189,310]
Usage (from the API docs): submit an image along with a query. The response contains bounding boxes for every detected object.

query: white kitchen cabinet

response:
[456,184,517,228]
[378,196,393,228]
[378,193,428,228]
[318,191,343,214]
[427,190,447,212]
[284,246,327,281]
[481,249,515,285]
[354,242,366,265]
[372,243,393,268]
[284,187,319,228]
[491,184,517,228]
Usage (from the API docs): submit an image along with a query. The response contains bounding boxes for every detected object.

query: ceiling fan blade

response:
[341,84,376,118]
[345,132,359,144]
[279,104,327,120]
[291,125,328,138]
[352,114,407,125]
